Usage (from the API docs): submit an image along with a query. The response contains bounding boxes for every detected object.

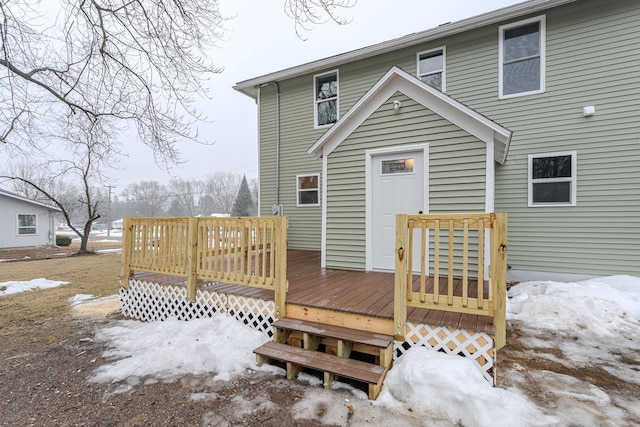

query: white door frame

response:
[365,143,429,272]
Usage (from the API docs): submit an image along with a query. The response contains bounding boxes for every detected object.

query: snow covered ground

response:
[0,278,69,296]
[3,275,639,425]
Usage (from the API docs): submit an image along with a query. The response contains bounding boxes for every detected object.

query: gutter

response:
[259,82,283,216]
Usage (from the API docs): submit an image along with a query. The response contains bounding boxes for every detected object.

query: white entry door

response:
[371,151,425,271]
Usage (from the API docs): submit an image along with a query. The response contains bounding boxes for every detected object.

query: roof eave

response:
[233,0,577,99]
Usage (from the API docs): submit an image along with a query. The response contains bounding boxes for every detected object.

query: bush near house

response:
[56,235,72,247]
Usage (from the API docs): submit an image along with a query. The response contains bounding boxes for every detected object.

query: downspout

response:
[260,82,282,216]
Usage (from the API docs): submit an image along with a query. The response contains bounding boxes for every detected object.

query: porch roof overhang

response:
[307,67,513,164]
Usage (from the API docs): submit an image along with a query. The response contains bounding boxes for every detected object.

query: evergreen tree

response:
[232,175,254,217]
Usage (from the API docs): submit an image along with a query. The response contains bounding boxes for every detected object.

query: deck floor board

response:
[132,249,494,333]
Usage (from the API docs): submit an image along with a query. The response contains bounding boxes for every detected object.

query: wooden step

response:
[254,341,387,399]
[272,318,393,348]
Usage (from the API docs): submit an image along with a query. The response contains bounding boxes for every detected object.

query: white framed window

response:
[296,174,320,207]
[528,151,577,207]
[417,47,445,91]
[499,15,546,99]
[17,213,37,235]
[314,70,339,128]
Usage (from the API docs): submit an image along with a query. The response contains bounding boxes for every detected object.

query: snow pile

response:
[378,347,556,427]
[0,278,69,296]
[508,275,640,338]
[91,316,270,385]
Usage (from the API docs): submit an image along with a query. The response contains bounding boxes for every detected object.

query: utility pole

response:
[106,185,115,238]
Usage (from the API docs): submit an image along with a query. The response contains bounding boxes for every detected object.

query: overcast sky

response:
[105,0,523,195]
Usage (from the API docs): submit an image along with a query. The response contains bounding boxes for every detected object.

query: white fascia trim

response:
[310,67,512,163]
[527,150,577,207]
[233,0,576,98]
[321,156,328,268]
[364,143,430,272]
[498,15,547,100]
[416,46,446,93]
[0,190,62,212]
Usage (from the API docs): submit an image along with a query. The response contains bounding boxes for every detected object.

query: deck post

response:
[186,216,199,302]
[120,217,134,289]
[492,213,508,350]
[274,216,289,318]
[394,214,408,340]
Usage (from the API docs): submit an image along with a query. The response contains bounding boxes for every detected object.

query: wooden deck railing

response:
[394,213,508,349]
[121,216,289,317]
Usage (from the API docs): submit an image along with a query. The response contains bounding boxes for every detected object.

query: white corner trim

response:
[484,139,495,281]
[485,140,495,213]
[321,156,328,268]
[365,143,430,272]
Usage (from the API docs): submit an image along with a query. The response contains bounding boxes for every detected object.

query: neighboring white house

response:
[0,189,62,249]
[109,218,124,230]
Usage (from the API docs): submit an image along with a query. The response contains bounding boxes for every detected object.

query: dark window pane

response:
[298,175,318,190]
[419,52,443,74]
[317,99,337,125]
[503,57,540,95]
[504,22,540,61]
[316,74,337,100]
[19,214,36,227]
[532,182,571,204]
[420,73,442,91]
[18,227,36,235]
[533,156,572,179]
[299,190,319,205]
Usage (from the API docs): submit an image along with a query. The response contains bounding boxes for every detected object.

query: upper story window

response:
[499,16,545,99]
[528,151,577,207]
[314,70,338,128]
[417,47,445,91]
[297,174,320,207]
[18,214,37,235]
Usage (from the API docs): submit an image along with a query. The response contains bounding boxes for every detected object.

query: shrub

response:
[56,235,72,247]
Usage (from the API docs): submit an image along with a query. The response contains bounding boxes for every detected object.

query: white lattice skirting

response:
[394,321,495,383]
[120,279,495,383]
[119,279,276,336]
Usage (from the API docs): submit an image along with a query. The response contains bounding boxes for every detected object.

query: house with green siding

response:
[234,0,640,280]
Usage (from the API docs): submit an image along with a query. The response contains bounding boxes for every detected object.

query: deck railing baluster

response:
[434,219,440,304]
[462,219,469,308]
[448,220,454,306]
[420,221,426,303]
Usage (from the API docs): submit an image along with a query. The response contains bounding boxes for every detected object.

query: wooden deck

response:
[134,249,494,333]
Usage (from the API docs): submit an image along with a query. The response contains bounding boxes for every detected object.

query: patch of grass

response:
[0,253,121,325]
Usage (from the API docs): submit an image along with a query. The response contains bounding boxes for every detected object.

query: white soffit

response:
[307,67,512,164]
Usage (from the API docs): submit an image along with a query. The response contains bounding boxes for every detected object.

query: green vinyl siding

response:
[326,94,486,270]
[259,82,323,250]
[257,0,640,275]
